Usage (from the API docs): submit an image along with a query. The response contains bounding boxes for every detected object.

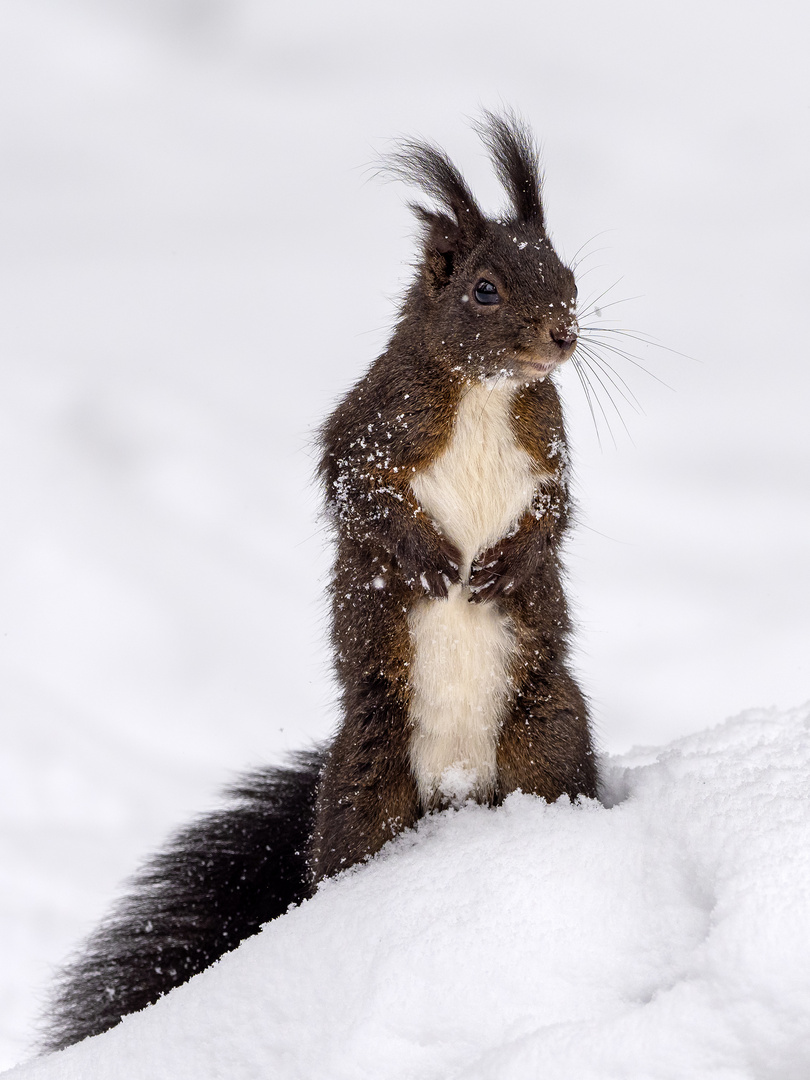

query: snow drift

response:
[7,704,810,1079]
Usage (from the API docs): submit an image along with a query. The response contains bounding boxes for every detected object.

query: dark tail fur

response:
[41,748,325,1053]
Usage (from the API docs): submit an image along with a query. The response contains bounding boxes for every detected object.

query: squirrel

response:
[41,111,597,1054]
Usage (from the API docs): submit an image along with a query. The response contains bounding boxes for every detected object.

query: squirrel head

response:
[388,111,577,383]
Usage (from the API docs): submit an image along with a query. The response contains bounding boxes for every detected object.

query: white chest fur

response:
[407,381,539,808]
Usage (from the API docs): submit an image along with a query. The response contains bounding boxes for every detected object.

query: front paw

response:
[395,532,462,599]
[468,534,534,602]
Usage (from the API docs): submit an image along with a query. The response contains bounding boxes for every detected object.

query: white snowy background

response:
[1,0,808,1073]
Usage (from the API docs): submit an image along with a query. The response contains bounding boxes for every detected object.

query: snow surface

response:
[2,0,810,1069]
[6,704,810,1079]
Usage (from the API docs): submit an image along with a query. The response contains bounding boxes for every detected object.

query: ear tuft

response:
[475,109,544,227]
[383,139,485,250]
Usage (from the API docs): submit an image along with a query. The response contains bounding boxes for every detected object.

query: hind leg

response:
[496,663,598,802]
[308,680,420,885]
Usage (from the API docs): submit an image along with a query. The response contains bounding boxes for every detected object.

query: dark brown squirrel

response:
[41,112,597,1054]
[311,111,597,880]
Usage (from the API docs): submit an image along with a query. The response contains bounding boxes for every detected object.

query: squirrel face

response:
[425,222,578,383]
[389,111,578,384]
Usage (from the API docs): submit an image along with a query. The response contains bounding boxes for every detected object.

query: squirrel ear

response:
[412,207,463,294]
[384,138,485,250]
[475,109,544,228]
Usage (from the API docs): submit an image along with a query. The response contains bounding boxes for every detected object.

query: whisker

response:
[476,372,508,428]
[577,355,633,443]
[455,365,502,406]
[579,359,619,449]
[567,229,617,268]
[576,277,625,321]
[571,357,603,450]
[577,294,645,321]
[576,342,645,414]
[571,247,615,274]
[578,331,674,389]
[570,264,611,285]
[583,326,698,363]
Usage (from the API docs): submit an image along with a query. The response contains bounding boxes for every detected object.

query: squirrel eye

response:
[473,279,500,305]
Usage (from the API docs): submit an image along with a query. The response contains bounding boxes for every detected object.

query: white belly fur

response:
[408,380,540,808]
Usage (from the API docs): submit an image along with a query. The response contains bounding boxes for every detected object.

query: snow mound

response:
[8,705,810,1079]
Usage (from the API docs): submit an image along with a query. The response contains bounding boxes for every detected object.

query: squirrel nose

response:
[551,326,578,350]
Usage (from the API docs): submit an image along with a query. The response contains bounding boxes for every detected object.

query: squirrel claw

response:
[469,539,521,600]
[394,531,461,597]
[419,570,449,599]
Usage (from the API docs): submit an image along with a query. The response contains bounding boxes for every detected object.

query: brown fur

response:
[311,112,597,883]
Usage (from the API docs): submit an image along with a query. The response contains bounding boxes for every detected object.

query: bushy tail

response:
[41,748,325,1053]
